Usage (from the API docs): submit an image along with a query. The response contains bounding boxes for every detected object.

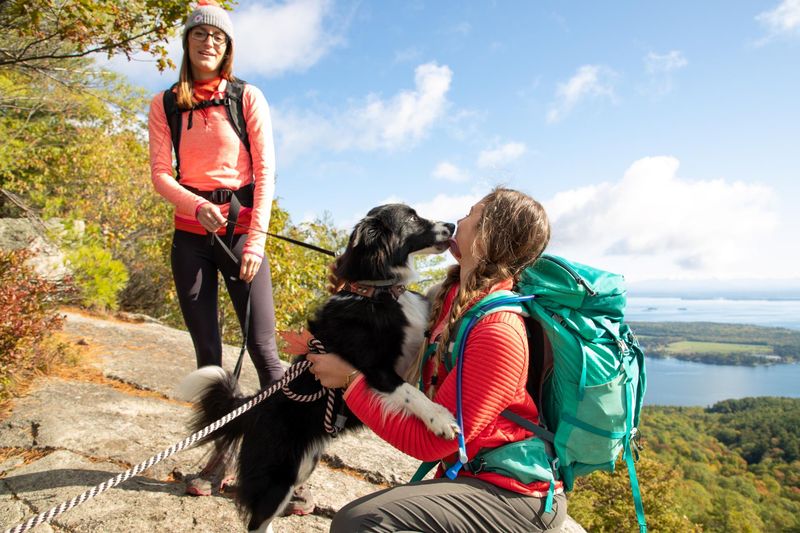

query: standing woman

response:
[148,0,282,495]
[310,188,567,532]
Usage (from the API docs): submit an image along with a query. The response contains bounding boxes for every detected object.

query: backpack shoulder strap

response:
[500,408,555,442]
[444,290,526,371]
[162,84,182,179]
[444,291,534,480]
[224,78,250,153]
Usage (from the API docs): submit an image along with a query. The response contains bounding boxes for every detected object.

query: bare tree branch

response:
[0,27,166,67]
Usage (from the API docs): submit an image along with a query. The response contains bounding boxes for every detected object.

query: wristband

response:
[343,370,360,389]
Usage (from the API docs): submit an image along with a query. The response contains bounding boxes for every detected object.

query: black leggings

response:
[171,230,283,387]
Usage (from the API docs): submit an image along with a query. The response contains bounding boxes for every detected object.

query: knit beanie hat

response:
[184,0,234,42]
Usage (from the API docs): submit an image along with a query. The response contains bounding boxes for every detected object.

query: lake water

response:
[643,358,800,406]
[627,296,800,330]
[624,297,800,406]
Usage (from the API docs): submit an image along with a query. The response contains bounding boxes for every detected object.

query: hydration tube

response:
[445,294,537,479]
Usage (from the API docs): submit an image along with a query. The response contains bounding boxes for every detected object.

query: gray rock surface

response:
[0,311,586,532]
[0,218,69,281]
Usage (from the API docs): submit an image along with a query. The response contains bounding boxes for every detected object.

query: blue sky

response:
[108,0,800,282]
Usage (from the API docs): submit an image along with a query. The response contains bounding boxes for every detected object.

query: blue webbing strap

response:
[625,378,647,532]
[544,480,555,513]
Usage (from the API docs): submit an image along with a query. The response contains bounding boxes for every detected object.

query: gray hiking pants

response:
[330,477,567,533]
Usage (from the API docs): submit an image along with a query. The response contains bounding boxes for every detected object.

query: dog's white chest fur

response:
[395,291,430,378]
[380,289,459,441]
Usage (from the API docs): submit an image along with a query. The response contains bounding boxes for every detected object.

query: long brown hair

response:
[406,187,551,384]
[176,33,236,110]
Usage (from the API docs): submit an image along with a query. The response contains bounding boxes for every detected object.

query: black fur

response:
[184,204,454,531]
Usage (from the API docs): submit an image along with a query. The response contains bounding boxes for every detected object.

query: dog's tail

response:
[178,366,251,449]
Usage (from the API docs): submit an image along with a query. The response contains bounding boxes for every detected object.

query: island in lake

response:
[628,321,800,366]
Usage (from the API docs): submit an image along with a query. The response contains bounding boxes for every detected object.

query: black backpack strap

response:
[224,79,250,153]
[500,409,555,443]
[162,85,183,180]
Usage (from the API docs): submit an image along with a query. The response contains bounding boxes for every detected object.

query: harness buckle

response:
[209,188,233,204]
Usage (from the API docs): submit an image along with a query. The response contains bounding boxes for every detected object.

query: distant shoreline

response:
[628,320,800,367]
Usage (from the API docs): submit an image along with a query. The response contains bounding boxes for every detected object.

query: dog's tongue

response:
[449,238,461,259]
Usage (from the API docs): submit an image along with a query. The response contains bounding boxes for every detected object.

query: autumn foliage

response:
[0,250,65,399]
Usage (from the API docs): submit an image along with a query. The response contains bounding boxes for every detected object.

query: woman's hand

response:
[196,202,227,233]
[240,252,262,283]
[307,352,360,389]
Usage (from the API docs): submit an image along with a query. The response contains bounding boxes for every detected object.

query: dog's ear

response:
[337,215,399,281]
[351,216,384,247]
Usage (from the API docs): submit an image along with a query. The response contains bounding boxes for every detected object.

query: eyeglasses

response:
[189,28,227,46]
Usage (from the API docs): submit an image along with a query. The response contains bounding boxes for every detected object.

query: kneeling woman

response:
[309,187,567,532]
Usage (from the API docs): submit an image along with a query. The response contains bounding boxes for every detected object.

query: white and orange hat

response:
[184,0,234,42]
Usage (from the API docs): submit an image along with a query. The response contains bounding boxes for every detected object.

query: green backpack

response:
[414,255,647,532]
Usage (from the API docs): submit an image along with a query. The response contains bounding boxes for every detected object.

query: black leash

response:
[210,220,336,380]
[227,221,337,257]
[210,232,251,381]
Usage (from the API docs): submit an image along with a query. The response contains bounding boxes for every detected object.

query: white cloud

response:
[275,62,453,160]
[234,0,342,78]
[757,0,800,40]
[546,65,616,123]
[545,156,780,280]
[477,141,527,168]
[432,161,470,182]
[338,192,480,232]
[641,50,687,98]
[96,0,341,91]
[645,51,688,74]
[411,193,483,223]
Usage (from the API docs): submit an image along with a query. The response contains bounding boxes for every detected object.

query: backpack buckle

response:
[616,338,630,355]
[630,428,643,461]
[468,457,486,474]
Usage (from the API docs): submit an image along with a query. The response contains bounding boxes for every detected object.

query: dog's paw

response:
[421,402,460,440]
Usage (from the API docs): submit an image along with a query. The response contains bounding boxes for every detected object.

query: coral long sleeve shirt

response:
[148,78,276,255]
[344,279,564,497]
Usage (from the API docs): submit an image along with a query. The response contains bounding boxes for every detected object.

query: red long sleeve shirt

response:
[148,77,276,256]
[344,280,564,497]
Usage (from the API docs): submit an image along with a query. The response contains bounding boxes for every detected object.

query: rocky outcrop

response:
[0,312,586,532]
[0,218,70,281]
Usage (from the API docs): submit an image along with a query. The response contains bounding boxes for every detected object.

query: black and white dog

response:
[179,204,459,532]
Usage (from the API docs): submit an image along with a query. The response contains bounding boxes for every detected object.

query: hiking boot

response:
[281,484,316,516]
[219,461,238,493]
[185,475,213,496]
[185,446,228,497]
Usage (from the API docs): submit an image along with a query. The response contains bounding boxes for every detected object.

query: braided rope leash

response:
[280,337,341,435]
[3,361,312,533]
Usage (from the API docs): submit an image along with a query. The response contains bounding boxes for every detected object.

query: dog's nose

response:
[444,222,455,236]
